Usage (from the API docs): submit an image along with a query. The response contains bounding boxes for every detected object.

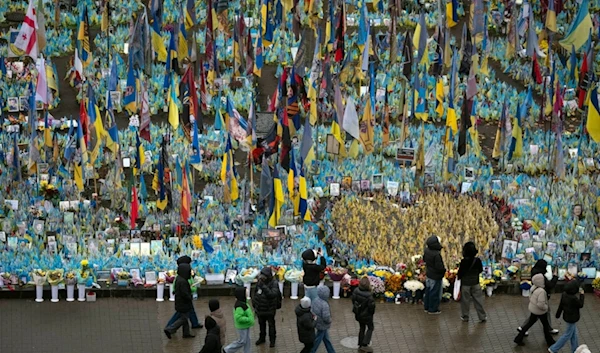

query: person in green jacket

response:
[223,287,255,353]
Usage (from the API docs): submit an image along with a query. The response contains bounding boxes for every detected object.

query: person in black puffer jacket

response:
[518,259,559,335]
[164,263,195,339]
[199,316,222,353]
[457,241,486,322]
[351,277,376,353]
[252,267,282,347]
[423,235,446,314]
[296,297,316,353]
[302,248,326,301]
[548,280,585,353]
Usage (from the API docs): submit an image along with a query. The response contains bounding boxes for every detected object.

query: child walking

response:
[223,287,255,353]
[296,297,316,353]
[514,274,555,347]
[548,281,585,353]
[310,285,335,353]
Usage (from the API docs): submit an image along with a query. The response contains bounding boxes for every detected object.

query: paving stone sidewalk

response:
[0,293,598,353]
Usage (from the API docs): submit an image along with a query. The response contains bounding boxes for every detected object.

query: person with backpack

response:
[164,263,195,339]
[423,235,446,314]
[457,241,487,322]
[166,255,202,329]
[302,248,326,301]
[351,277,376,353]
[514,274,555,347]
[223,287,255,353]
[198,316,221,353]
[252,267,282,347]
[310,285,335,353]
[548,280,585,353]
[296,297,316,353]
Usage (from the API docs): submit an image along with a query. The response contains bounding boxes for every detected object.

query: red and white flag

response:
[74,48,83,81]
[14,0,38,60]
[35,56,48,104]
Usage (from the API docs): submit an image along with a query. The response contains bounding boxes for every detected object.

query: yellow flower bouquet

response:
[47,269,64,286]
[65,271,77,285]
[32,269,47,286]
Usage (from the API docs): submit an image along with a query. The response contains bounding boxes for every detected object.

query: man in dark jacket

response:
[164,263,195,339]
[423,235,445,314]
[296,297,316,353]
[549,281,585,353]
[518,259,559,335]
[351,277,376,352]
[199,316,222,353]
[302,248,326,301]
[457,241,486,322]
[252,267,281,347]
[166,255,201,329]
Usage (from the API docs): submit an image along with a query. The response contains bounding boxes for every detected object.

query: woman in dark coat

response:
[351,277,376,353]
[457,241,486,322]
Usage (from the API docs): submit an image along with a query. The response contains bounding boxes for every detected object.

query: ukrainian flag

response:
[75,119,88,191]
[298,161,311,222]
[559,0,592,50]
[77,4,92,68]
[436,77,445,117]
[268,164,284,227]
[508,102,523,160]
[168,75,179,130]
[156,155,168,210]
[151,15,167,62]
[546,0,557,32]
[587,85,600,142]
[446,0,458,28]
[134,132,146,176]
[123,55,137,114]
[287,148,299,215]
[254,26,264,77]
[413,13,429,65]
[105,93,119,153]
[220,135,239,202]
[177,18,189,61]
[185,0,196,30]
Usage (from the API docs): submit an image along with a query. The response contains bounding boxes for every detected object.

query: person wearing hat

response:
[517,259,559,335]
[223,287,255,353]
[302,248,326,301]
[296,297,316,353]
[208,299,226,346]
[164,263,195,339]
[166,255,202,329]
[423,236,446,314]
[252,267,282,347]
[199,316,222,353]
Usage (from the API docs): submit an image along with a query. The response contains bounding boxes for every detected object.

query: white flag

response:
[14,0,38,60]
[35,56,47,104]
[342,97,360,140]
[74,48,83,80]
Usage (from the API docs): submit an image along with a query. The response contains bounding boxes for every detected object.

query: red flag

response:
[334,3,345,62]
[181,166,191,225]
[532,53,542,84]
[130,186,139,229]
[577,52,588,108]
[79,96,89,144]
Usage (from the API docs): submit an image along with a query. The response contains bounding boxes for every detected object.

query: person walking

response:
[296,297,316,353]
[457,241,487,322]
[351,277,376,353]
[166,255,202,329]
[252,267,282,347]
[310,285,335,353]
[223,287,255,353]
[208,299,226,347]
[548,281,585,353]
[518,259,559,335]
[514,274,556,347]
[302,248,326,301]
[423,235,446,314]
[199,316,222,353]
[164,263,195,339]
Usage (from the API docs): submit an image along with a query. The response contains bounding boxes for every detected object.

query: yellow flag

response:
[359,100,374,154]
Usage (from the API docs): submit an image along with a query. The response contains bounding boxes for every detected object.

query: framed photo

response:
[7,97,19,112]
[351,181,361,192]
[342,176,352,189]
[501,239,518,259]
[360,179,370,191]
[396,147,414,164]
[521,264,532,279]
[329,182,340,196]
[573,240,585,253]
[580,252,591,263]
[566,252,577,263]
[251,241,263,255]
[464,167,475,181]
[386,181,399,197]
[19,96,28,111]
[567,264,578,276]
[225,269,238,283]
[543,253,553,265]
[372,174,383,189]
[546,242,557,253]
[225,230,234,241]
[275,225,287,235]
[520,232,530,241]
[326,134,340,155]
[145,271,157,285]
[532,241,543,254]
[110,91,121,107]
[213,231,224,239]
[582,267,597,279]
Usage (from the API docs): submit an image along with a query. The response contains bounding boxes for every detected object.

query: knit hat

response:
[300,296,311,309]
[209,298,220,312]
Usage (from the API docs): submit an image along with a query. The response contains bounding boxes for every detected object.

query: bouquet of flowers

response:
[237,268,259,283]
[39,180,59,202]
[493,270,503,281]
[445,269,458,283]
[384,291,395,301]
[592,277,600,290]
[442,277,451,289]
[403,280,425,294]
[367,276,385,295]
[1,272,12,286]
[47,269,64,286]
[272,266,286,282]
[165,270,176,284]
[507,266,519,278]
[385,273,404,293]
[65,271,77,285]
[32,269,47,286]
[326,267,348,282]
[480,277,496,290]
[284,269,303,283]
[519,280,532,290]
[577,272,588,282]
[117,271,130,280]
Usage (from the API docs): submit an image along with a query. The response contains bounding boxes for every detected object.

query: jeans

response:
[166,306,200,327]
[549,322,579,353]
[258,314,276,343]
[165,311,191,336]
[224,328,252,353]
[515,313,556,346]
[300,342,314,353]
[424,278,442,313]
[460,284,487,320]
[358,320,374,347]
[305,286,318,301]
[311,329,335,353]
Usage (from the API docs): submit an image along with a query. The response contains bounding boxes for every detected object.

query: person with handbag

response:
[456,241,487,323]
[514,274,556,347]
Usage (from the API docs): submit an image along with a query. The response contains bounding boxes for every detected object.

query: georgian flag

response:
[14,0,38,60]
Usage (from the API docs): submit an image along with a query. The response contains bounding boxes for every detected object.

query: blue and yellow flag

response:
[447,0,458,28]
[413,12,429,65]
[559,0,592,50]
[168,74,179,130]
[105,93,119,153]
[75,117,88,191]
[77,4,92,68]
[151,13,167,62]
[123,54,137,114]
[508,102,523,160]
[587,85,600,142]
[185,0,196,30]
[288,148,299,215]
[298,160,310,221]
[268,164,284,227]
[220,134,239,202]
[435,76,444,118]
[177,14,189,61]
[156,151,168,210]
[254,24,264,77]
[134,132,146,176]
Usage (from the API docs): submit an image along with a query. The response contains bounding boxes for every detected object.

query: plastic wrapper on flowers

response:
[236,268,259,284]
[284,269,303,283]
[326,267,348,282]
[32,269,47,286]
[367,275,385,295]
[47,269,64,286]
